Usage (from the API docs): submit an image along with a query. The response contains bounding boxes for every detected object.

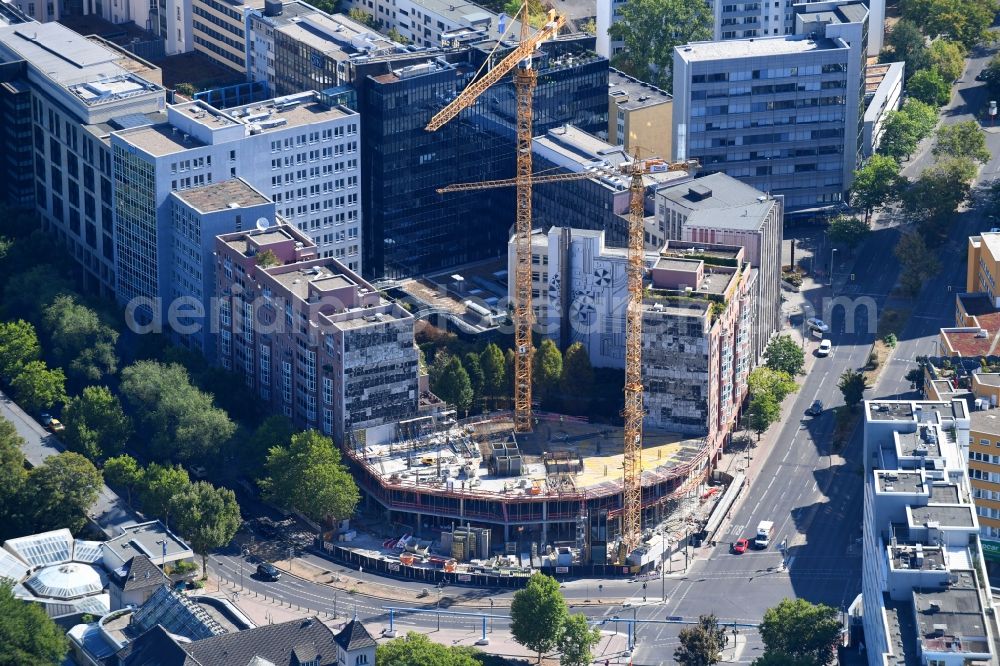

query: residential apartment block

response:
[863,61,903,157]
[655,173,783,362]
[215,224,418,439]
[607,68,672,160]
[112,90,361,321]
[339,0,518,49]
[672,1,868,213]
[192,0,263,72]
[511,228,754,445]
[0,22,166,296]
[861,399,998,666]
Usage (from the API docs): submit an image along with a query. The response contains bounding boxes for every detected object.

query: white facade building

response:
[861,399,1000,666]
[112,91,362,318]
[340,0,518,48]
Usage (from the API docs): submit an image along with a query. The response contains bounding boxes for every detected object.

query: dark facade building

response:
[344,36,609,279]
[0,59,33,209]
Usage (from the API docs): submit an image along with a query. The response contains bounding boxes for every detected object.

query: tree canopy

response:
[41,295,119,384]
[904,157,977,237]
[850,155,902,222]
[758,598,841,666]
[877,99,938,160]
[140,463,192,526]
[558,613,601,666]
[432,355,474,414]
[927,39,966,83]
[907,68,951,107]
[63,386,132,462]
[764,336,805,376]
[749,367,798,403]
[607,0,712,89]
[510,572,568,662]
[377,632,481,666]
[103,454,143,507]
[895,231,941,295]
[838,369,870,409]
[559,342,594,415]
[0,319,40,379]
[0,417,27,510]
[826,216,870,248]
[479,343,506,402]
[170,481,241,573]
[0,579,68,665]
[243,415,296,477]
[260,430,360,527]
[933,121,991,164]
[901,0,998,48]
[675,614,729,666]
[533,339,563,408]
[120,361,235,463]
[883,20,929,72]
[9,360,66,414]
[748,393,781,440]
[20,452,102,534]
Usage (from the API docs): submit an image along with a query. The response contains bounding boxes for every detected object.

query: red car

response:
[732,538,749,554]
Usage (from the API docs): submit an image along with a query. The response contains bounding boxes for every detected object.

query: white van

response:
[755,520,775,549]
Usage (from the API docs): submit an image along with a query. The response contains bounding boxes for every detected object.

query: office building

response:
[0,22,166,295]
[348,36,609,278]
[112,90,361,320]
[596,0,884,58]
[512,228,754,443]
[861,399,999,666]
[531,124,691,250]
[214,224,419,439]
[672,1,868,213]
[248,0,404,97]
[607,67,672,160]
[340,0,519,49]
[192,0,263,72]
[655,173,783,362]
[169,178,274,355]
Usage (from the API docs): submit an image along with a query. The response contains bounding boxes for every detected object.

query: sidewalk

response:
[204,573,631,665]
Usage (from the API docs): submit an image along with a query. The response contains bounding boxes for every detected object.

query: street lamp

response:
[828,248,838,287]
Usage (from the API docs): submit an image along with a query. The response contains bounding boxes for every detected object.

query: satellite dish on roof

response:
[255,217,270,231]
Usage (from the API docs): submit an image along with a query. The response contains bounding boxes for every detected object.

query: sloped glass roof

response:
[5,529,73,568]
[0,549,29,583]
[73,540,104,564]
[25,562,105,599]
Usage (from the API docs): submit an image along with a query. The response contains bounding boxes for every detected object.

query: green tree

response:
[308,0,339,13]
[607,0,712,89]
[907,68,951,107]
[850,155,902,222]
[260,430,360,530]
[982,53,1000,98]
[559,342,594,415]
[758,598,841,666]
[882,19,929,73]
[878,99,938,160]
[0,417,28,509]
[504,348,517,397]
[838,369,870,409]
[511,572,569,662]
[928,39,966,83]
[895,231,941,295]
[20,452,102,534]
[103,454,143,507]
[533,339,563,408]
[901,0,998,48]
[62,386,132,461]
[934,121,991,164]
[826,215,870,248]
[42,295,119,384]
[480,343,506,402]
[463,352,485,409]
[140,463,192,526]
[120,361,235,463]
[749,367,798,403]
[347,7,377,26]
[377,632,481,666]
[433,356,474,414]
[764,335,805,376]
[558,613,601,666]
[170,481,241,575]
[748,393,781,440]
[1,264,72,323]
[243,415,295,477]
[675,614,729,666]
[255,248,280,268]
[504,0,547,28]
[386,26,411,44]
[10,360,66,414]
[0,579,68,665]
[904,157,977,237]
[0,319,40,379]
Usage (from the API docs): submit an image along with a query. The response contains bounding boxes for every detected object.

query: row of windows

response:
[268,125,357,151]
[193,35,244,67]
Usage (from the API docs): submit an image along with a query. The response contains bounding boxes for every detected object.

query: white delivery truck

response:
[755,520,775,549]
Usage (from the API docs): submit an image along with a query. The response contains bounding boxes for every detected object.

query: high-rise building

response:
[191,0,263,73]
[861,399,998,666]
[655,173,783,362]
[346,36,609,278]
[0,22,166,296]
[214,223,418,439]
[112,90,362,320]
[672,1,868,214]
[607,68,672,160]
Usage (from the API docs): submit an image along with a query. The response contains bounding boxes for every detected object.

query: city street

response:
[201,46,1000,666]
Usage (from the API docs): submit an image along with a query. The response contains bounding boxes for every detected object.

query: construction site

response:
[343,410,726,568]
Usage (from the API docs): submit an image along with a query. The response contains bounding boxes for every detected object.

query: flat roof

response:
[676,35,841,61]
[971,409,1000,436]
[654,257,701,272]
[0,22,162,107]
[658,173,775,228]
[172,179,270,213]
[104,521,191,564]
[413,0,522,41]
[117,124,206,157]
[270,264,355,300]
[275,11,399,57]
[913,571,992,655]
[876,470,924,494]
[609,67,671,110]
[930,485,960,504]
[910,505,975,528]
[896,428,942,458]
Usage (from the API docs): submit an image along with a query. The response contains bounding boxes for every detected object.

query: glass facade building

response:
[346,37,609,279]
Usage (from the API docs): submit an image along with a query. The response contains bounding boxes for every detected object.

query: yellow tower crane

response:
[425,4,565,434]
[440,156,699,555]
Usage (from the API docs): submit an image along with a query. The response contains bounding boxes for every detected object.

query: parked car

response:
[807,400,824,416]
[817,339,832,356]
[39,413,64,433]
[977,72,987,82]
[257,563,281,581]
[731,538,750,554]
